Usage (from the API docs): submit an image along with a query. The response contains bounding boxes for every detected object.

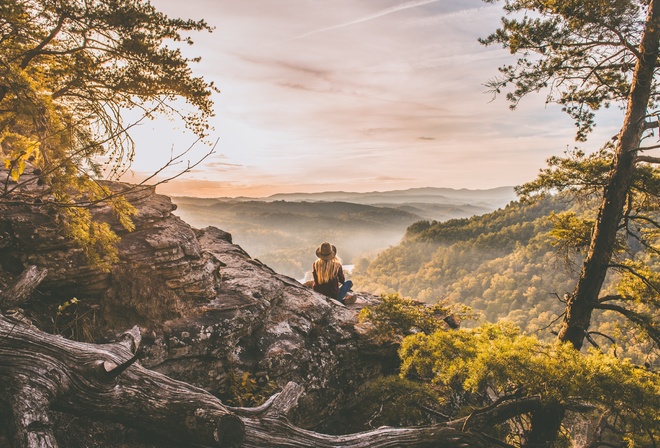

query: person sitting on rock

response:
[312,242,355,305]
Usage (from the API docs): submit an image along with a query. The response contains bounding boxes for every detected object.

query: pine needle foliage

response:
[0,0,217,270]
[358,293,473,343]
[399,322,660,446]
[480,0,650,142]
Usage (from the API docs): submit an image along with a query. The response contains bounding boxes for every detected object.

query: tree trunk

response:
[534,3,660,448]
[526,401,564,448]
[224,382,541,448]
[557,0,660,350]
[0,314,245,448]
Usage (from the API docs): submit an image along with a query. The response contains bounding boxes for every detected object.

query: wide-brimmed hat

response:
[315,242,336,260]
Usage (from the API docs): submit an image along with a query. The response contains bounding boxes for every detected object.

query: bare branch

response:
[635,154,660,163]
[417,404,451,421]
[643,119,660,130]
[620,224,660,259]
[584,331,601,350]
[459,388,529,432]
[626,214,660,229]
[226,382,305,421]
[609,263,660,296]
[534,299,566,334]
[19,15,67,69]
[595,303,660,345]
[585,331,618,356]
[588,331,618,347]
[598,294,627,303]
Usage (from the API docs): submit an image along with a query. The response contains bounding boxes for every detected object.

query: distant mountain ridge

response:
[170,186,517,279]
[176,186,516,208]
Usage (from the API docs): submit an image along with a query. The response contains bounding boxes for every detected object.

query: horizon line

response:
[165,184,517,200]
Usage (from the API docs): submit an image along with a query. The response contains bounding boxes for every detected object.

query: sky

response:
[124,0,624,198]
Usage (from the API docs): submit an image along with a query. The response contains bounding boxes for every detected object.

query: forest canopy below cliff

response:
[171,187,514,279]
[352,194,657,365]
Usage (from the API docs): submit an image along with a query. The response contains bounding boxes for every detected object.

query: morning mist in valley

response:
[171,187,515,280]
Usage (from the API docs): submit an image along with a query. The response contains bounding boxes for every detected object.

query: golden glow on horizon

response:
[124,0,624,198]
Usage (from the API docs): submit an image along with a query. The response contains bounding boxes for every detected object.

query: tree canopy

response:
[0,0,217,268]
[481,0,660,349]
[355,1,660,445]
[481,0,654,141]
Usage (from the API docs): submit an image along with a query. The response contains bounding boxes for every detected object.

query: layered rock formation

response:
[0,179,397,440]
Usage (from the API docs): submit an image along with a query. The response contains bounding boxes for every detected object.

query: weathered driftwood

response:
[1,266,243,448]
[0,314,245,448]
[237,417,493,448]
[227,382,496,448]
[0,267,508,447]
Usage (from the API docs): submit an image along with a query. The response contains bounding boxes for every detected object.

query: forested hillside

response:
[171,190,512,279]
[171,199,422,278]
[352,195,627,340]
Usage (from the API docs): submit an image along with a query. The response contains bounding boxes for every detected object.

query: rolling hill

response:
[170,187,515,279]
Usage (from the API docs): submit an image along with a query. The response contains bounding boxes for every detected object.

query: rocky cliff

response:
[0,180,398,445]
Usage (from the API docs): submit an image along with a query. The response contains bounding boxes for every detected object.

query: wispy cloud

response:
[374,176,415,182]
[287,0,442,42]
[203,161,243,169]
[134,0,614,197]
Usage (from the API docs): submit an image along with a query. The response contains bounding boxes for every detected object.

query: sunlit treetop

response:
[0,0,217,174]
[481,0,654,141]
[0,0,218,269]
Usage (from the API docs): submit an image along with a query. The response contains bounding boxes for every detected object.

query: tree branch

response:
[20,15,67,69]
[0,266,48,310]
[598,294,627,303]
[626,214,660,229]
[595,302,660,345]
[583,330,618,355]
[635,154,660,163]
[454,393,541,433]
[608,263,660,296]
[227,382,305,419]
[235,415,492,448]
[643,119,660,130]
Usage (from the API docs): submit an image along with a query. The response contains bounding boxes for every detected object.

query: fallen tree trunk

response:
[0,314,245,448]
[0,267,500,447]
[0,314,494,448]
[239,418,492,448]
[226,382,493,447]
[0,266,244,448]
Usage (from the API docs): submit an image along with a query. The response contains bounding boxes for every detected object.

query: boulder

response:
[0,178,395,433]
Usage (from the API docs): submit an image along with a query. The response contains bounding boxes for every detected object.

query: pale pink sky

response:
[122,0,623,198]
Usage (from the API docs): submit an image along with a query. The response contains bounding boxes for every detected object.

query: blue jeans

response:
[337,280,353,302]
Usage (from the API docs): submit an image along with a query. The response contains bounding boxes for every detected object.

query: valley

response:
[170,187,515,279]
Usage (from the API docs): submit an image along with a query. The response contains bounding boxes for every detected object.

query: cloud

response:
[135,0,618,197]
[374,175,415,182]
[203,161,243,169]
[286,0,443,42]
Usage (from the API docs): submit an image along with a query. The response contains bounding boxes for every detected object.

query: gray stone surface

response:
[0,179,393,430]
